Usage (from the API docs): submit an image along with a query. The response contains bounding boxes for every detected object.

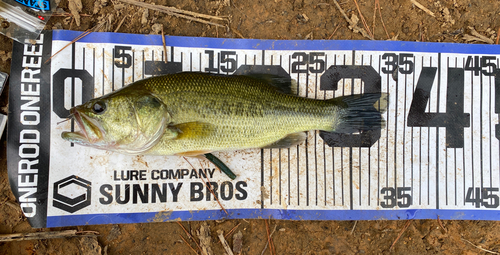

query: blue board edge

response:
[52,30,500,54]
[47,209,500,227]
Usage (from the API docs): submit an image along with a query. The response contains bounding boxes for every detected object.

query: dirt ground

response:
[1,0,500,254]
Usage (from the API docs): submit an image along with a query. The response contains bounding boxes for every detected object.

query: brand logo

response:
[53,175,91,213]
[14,0,50,11]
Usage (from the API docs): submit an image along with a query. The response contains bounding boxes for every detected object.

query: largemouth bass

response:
[62,72,387,156]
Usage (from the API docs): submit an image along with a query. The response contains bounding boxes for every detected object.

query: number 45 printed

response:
[403,54,500,148]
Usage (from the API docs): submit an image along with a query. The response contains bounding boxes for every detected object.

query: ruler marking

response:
[121,48,125,88]
[349,50,356,210]
[270,149,273,205]
[323,55,328,207]
[429,55,435,206]
[315,119,318,206]
[436,53,441,209]
[463,57,467,205]
[446,56,449,206]
[403,55,407,189]
[265,50,272,206]
[279,143,282,205]
[199,52,202,71]
[275,56,283,206]
[342,54,345,207]
[481,70,484,191]
[111,46,116,91]
[287,54,291,206]
[323,133,326,207]
[180,51,183,71]
[419,55,423,205]
[151,50,155,76]
[378,54,381,206]
[341,148,344,205]
[235,54,239,74]
[333,54,337,206]
[261,148,264,208]
[217,52,221,74]
[358,150,361,206]
[255,51,263,209]
[454,148,457,206]
[314,63,319,206]
[427,56,431,205]
[333,135,336,206]
[290,68,298,206]
[315,71,318,206]
[350,146,354,210]
[305,57,310,207]
[454,57,457,206]
[410,54,415,204]
[152,49,155,76]
[394,52,399,200]
[358,53,363,207]
[471,58,475,191]
[368,54,373,206]
[170,46,174,63]
[386,64,390,193]
[487,65,493,191]
[489,69,492,189]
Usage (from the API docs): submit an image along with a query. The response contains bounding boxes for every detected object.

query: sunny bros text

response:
[99,169,248,204]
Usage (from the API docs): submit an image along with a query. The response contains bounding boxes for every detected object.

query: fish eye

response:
[92,101,107,114]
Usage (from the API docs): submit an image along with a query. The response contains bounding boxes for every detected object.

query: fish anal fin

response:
[262,132,307,149]
[176,150,213,157]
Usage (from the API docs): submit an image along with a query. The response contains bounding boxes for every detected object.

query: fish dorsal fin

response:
[174,121,216,140]
[262,132,307,149]
[243,73,298,95]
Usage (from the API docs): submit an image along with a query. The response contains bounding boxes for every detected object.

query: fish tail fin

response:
[330,93,388,133]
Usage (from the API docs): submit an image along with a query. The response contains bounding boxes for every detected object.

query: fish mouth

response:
[71,109,89,138]
[61,108,101,145]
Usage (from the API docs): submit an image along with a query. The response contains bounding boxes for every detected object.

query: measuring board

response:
[7,30,500,228]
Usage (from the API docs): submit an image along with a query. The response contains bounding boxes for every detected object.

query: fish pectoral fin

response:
[173,121,216,140]
[175,150,213,157]
[162,127,179,139]
[262,132,307,149]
